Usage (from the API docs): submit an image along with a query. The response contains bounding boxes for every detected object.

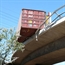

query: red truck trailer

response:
[17,9,46,42]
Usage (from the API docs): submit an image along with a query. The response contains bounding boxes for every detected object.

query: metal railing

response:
[35,5,65,40]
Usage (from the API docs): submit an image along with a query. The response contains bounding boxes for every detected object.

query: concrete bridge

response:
[12,5,65,65]
[13,17,65,65]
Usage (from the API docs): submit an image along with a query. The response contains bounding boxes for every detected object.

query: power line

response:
[0,14,18,27]
[0,22,17,28]
[0,16,18,28]
[0,24,17,28]
[2,6,20,15]
[35,4,65,35]
[0,20,17,26]
[0,11,19,22]
[0,10,19,19]
[0,6,21,27]
[0,17,18,25]
[0,13,19,24]
[0,11,20,28]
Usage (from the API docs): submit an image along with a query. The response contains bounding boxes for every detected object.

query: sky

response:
[0,0,65,64]
[54,61,65,65]
[0,0,65,28]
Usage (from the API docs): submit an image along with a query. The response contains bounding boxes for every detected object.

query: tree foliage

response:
[0,28,25,64]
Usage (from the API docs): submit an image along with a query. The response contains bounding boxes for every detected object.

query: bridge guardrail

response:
[35,5,65,40]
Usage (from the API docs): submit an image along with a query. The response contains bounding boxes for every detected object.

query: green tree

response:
[0,28,25,65]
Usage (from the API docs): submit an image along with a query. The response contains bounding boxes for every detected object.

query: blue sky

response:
[0,0,65,28]
[0,0,65,64]
[54,61,65,65]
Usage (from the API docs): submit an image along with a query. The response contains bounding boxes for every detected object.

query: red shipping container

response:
[22,10,28,14]
[28,10,33,14]
[17,9,46,42]
[33,20,39,24]
[22,14,28,18]
[22,9,46,29]
[21,19,44,29]
[34,11,38,15]
[18,28,37,42]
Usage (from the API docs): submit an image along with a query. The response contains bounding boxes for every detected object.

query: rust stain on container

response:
[18,28,36,42]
